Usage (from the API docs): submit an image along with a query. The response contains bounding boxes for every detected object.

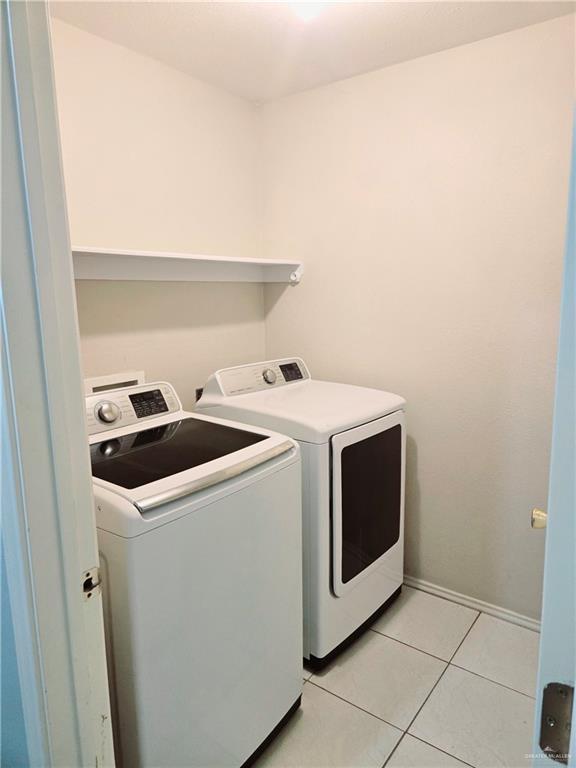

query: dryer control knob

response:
[96,401,120,424]
[262,368,277,385]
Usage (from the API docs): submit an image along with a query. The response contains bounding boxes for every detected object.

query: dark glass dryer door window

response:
[91,417,267,489]
[331,413,403,596]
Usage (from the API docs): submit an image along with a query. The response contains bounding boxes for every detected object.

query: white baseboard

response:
[403,575,541,633]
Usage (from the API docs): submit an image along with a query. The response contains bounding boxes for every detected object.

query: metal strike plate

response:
[82,567,101,601]
[539,683,573,764]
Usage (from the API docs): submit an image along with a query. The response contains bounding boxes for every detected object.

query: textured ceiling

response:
[50,1,575,102]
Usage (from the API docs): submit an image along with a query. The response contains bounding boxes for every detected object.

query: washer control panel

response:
[86,382,181,436]
[214,358,310,397]
[129,389,170,419]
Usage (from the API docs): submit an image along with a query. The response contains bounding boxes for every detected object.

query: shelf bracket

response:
[289,264,304,285]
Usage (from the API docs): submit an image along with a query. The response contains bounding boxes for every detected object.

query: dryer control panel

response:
[85,382,181,436]
[210,358,311,397]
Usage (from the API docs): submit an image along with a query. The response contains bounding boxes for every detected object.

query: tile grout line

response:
[370,584,483,662]
[381,731,406,768]
[371,602,536,699]
[448,608,537,698]
[306,679,404,734]
[402,612,482,738]
[383,732,476,768]
[309,609,484,765]
[403,661,451,735]
[398,609,535,766]
[449,661,536,700]
[448,611,482,664]
[369,627,459,664]
[408,734,476,768]
[308,597,534,768]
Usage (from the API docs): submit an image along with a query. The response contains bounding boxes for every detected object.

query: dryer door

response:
[331,410,405,597]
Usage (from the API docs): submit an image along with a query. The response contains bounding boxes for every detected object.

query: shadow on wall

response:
[75,280,265,335]
[404,434,422,579]
[263,283,285,316]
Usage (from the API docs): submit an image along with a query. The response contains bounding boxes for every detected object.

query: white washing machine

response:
[196,359,406,668]
[87,381,302,767]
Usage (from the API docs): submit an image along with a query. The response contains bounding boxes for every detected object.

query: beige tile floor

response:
[255,586,539,768]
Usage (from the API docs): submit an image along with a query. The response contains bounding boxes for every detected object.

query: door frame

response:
[532,113,576,767]
[2,2,114,765]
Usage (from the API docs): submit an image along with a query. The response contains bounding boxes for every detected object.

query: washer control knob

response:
[262,368,277,385]
[96,401,120,424]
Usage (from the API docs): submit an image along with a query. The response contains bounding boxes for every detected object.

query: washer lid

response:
[199,380,406,443]
[91,416,267,489]
[91,413,295,516]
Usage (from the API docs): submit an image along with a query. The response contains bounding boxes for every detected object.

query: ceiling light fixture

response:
[290,3,324,22]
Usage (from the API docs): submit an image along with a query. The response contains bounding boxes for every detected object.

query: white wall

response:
[51,19,265,408]
[261,15,575,619]
[52,14,574,620]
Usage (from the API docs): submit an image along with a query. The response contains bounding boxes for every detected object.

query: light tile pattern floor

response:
[256,586,539,768]
[410,667,534,768]
[372,587,477,661]
[451,613,539,697]
[386,734,468,768]
[257,684,400,768]
[310,631,446,730]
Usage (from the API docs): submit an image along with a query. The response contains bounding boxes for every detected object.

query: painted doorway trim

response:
[2,2,114,765]
[532,112,576,766]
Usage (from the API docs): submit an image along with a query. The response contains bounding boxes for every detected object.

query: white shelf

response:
[72,247,304,284]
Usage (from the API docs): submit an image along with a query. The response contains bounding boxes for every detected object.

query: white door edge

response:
[2,2,114,765]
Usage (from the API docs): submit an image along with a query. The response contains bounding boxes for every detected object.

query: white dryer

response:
[196,359,406,668]
[87,381,302,767]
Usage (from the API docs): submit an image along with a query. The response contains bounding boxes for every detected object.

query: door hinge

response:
[540,682,573,764]
[82,566,101,601]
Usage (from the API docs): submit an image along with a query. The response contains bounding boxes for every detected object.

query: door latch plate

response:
[82,567,101,601]
[539,682,573,764]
